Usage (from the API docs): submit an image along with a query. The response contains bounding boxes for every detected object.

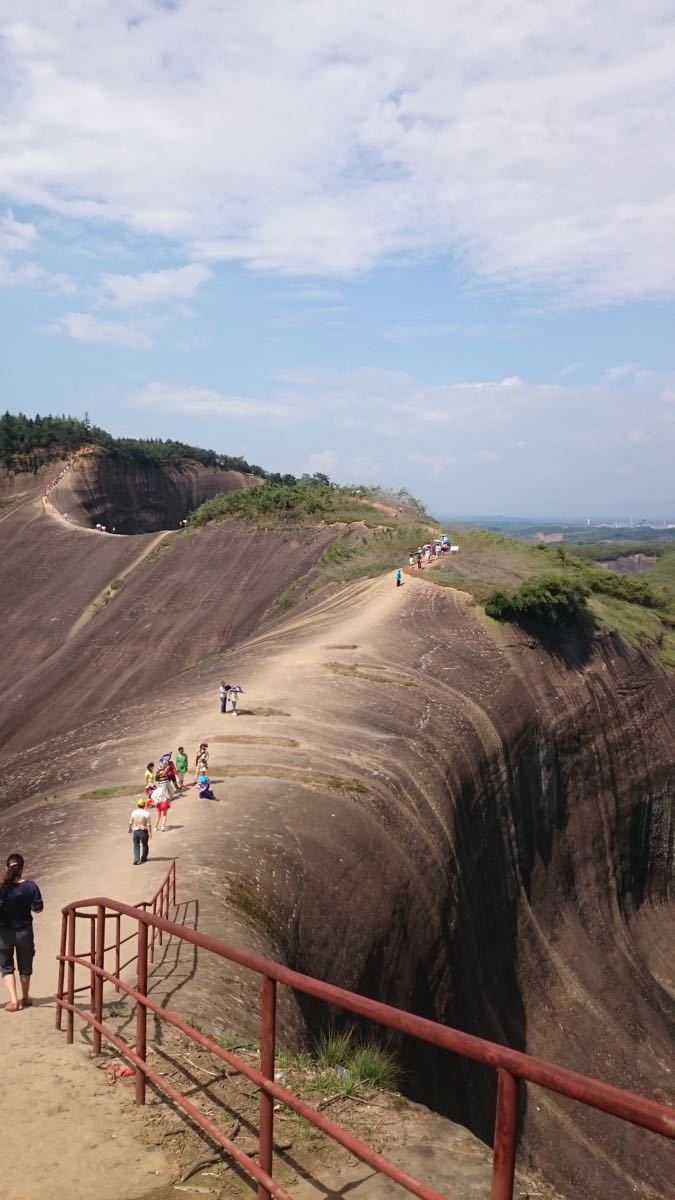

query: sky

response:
[1,2,674,519]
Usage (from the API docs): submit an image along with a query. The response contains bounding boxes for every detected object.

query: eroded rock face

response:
[50,455,260,532]
[0,519,672,1200]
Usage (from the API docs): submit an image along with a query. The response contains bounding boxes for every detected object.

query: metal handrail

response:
[55,866,675,1200]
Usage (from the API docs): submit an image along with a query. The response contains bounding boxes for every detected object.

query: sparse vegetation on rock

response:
[485,573,590,626]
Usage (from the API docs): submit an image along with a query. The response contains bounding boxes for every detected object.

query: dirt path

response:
[1,847,175,1200]
[0,572,424,1199]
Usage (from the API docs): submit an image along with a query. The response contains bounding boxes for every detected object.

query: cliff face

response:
[50,454,260,532]
[0,512,672,1200]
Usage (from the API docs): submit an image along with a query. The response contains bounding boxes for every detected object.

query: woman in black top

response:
[0,853,44,1011]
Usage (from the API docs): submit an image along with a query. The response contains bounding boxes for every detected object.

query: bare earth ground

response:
[0,574,565,1200]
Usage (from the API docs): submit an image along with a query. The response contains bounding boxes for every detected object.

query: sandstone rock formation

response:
[0,497,672,1200]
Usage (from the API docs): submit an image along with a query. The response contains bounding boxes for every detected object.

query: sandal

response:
[4,1002,22,1012]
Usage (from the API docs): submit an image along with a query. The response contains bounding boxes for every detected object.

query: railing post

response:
[258,974,277,1200]
[89,914,96,1013]
[66,910,76,1045]
[491,1068,519,1200]
[93,905,106,1055]
[55,912,67,1030]
[115,914,121,991]
[171,861,176,906]
[136,918,148,1105]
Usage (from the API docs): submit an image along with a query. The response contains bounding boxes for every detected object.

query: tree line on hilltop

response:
[0,411,266,476]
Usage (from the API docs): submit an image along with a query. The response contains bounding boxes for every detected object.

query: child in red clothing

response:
[155,795,171,831]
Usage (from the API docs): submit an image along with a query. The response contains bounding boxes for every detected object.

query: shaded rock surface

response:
[49,454,261,532]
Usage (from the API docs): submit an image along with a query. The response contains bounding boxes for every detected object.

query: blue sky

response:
[1,1,674,518]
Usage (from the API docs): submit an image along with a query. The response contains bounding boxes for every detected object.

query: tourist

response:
[128,798,152,864]
[416,551,423,570]
[155,792,171,832]
[175,746,188,791]
[144,762,155,795]
[396,568,402,587]
[229,684,243,716]
[197,774,216,800]
[195,742,209,778]
[0,853,43,1011]
[219,681,231,713]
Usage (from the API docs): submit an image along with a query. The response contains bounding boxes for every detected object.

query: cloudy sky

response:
[1,1,674,518]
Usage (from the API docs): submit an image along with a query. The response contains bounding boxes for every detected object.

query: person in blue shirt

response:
[396,568,402,587]
[0,852,44,1011]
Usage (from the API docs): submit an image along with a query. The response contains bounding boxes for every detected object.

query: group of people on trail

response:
[0,852,43,1012]
[128,741,218,864]
[395,536,457,585]
[409,535,451,569]
[219,681,244,715]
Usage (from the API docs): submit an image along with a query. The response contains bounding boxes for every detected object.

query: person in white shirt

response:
[128,798,152,865]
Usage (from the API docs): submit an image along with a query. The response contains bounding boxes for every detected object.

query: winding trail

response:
[0,570,416,1199]
[66,529,171,641]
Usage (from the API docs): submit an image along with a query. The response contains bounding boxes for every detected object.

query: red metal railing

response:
[55,864,675,1200]
[56,860,176,1011]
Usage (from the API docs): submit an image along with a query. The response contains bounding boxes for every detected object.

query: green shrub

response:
[582,566,665,609]
[109,578,124,591]
[190,477,334,526]
[485,573,589,625]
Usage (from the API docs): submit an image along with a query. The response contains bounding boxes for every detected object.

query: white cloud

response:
[98,262,211,309]
[1,3,675,302]
[43,311,153,348]
[306,449,337,473]
[127,381,288,419]
[473,449,500,463]
[0,207,76,293]
[0,257,76,294]
[0,210,38,252]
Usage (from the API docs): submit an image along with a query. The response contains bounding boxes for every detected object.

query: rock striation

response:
[48,453,261,532]
[0,503,672,1200]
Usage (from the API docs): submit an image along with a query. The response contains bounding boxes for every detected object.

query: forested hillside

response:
[0,411,266,475]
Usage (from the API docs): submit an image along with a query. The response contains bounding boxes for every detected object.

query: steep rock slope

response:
[0,513,336,751]
[49,454,261,532]
[0,529,672,1200]
[0,498,156,703]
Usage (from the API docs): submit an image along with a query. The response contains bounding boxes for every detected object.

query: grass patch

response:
[218,1031,259,1053]
[312,1026,400,1093]
[326,661,415,687]
[89,784,134,799]
[220,763,369,794]
[277,1026,401,1100]
[589,595,675,667]
[145,541,174,565]
[421,530,675,667]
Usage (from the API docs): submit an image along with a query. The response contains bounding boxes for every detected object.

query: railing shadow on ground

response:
[54,862,675,1200]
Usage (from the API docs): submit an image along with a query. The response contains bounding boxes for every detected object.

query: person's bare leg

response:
[20,975,32,1006]
[2,972,20,1010]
